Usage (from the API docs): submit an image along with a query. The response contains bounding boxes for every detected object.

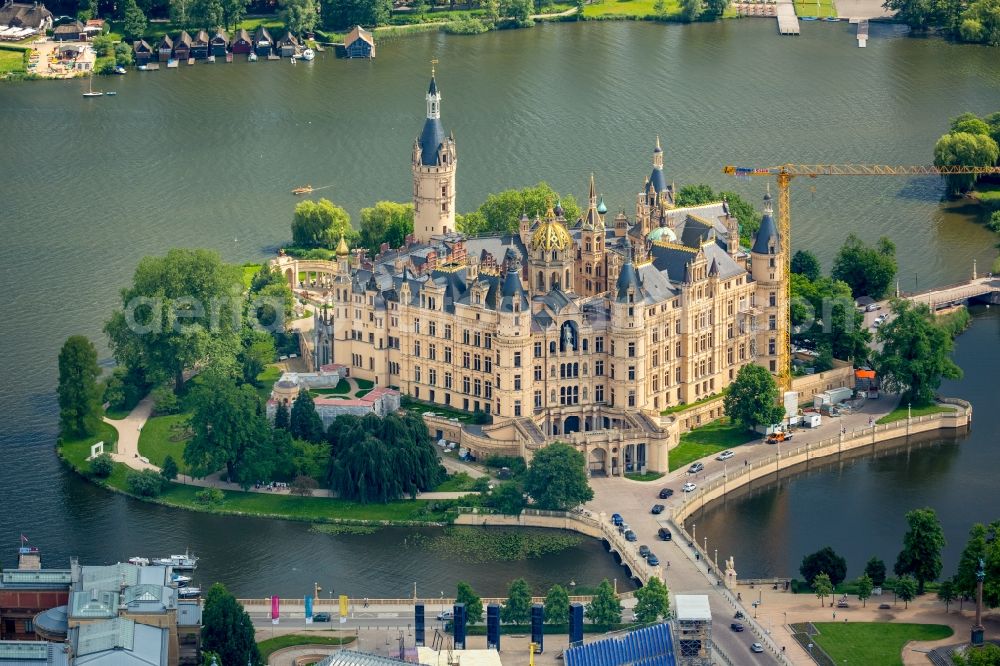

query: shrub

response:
[161,455,179,481]
[988,211,1000,233]
[290,475,319,496]
[484,455,527,477]
[151,385,181,415]
[90,452,114,478]
[127,469,164,497]
[194,487,225,506]
[444,17,491,33]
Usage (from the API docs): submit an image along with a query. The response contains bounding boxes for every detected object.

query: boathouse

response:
[191,29,209,58]
[52,19,85,41]
[172,30,191,60]
[231,28,251,54]
[344,25,374,58]
[0,1,54,31]
[277,31,298,57]
[132,39,153,65]
[156,34,172,61]
[209,29,228,56]
[252,25,272,56]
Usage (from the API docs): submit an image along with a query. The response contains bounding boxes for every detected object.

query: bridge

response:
[901,275,1000,309]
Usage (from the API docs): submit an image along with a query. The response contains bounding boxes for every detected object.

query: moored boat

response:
[152,550,199,570]
[127,557,149,566]
[301,48,315,61]
[177,587,201,598]
[292,185,313,195]
[171,573,192,586]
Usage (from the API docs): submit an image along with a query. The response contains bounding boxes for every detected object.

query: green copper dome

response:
[648,226,677,243]
[597,197,607,215]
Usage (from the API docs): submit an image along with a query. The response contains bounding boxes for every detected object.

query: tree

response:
[543,584,569,624]
[127,469,164,497]
[895,574,917,608]
[895,507,946,595]
[237,328,276,386]
[114,41,134,67]
[90,452,114,478]
[190,0,223,29]
[702,0,730,17]
[358,202,414,255]
[280,0,319,34]
[161,455,179,481]
[723,363,785,431]
[183,372,274,488]
[956,523,988,602]
[274,402,290,430]
[674,184,715,206]
[812,572,833,607]
[800,546,848,586]
[501,578,532,624]
[91,34,115,57]
[934,131,1000,195]
[874,300,963,406]
[585,579,621,625]
[485,482,526,516]
[291,199,356,249]
[58,336,102,439]
[290,389,325,442]
[122,0,147,41]
[960,0,1000,46]
[791,250,822,281]
[202,583,261,666]
[221,0,249,29]
[938,578,957,612]
[680,0,704,20]
[321,0,391,30]
[290,474,318,496]
[458,182,580,236]
[523,442,593,510]
[104,249,243,395]
[831,234,898,299]
[456,582,483,626]
[195,487,225,506]
[952,642,1000,665]
[169,0,192,26]
[865,557,887,587]
[882,0,946,30]
[634,577,671,623]
[500,0,532,22]
[856,573,874,607]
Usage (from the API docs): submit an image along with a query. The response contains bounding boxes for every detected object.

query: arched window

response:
[551,272,558,288]
[537,272,544,290]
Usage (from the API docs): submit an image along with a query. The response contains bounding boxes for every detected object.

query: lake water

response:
[1,19,998,594]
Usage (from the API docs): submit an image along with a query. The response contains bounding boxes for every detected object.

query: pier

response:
[775,0,801,34]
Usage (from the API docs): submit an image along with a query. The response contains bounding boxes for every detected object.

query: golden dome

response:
[335,234,350,257]
[530,204,573,252]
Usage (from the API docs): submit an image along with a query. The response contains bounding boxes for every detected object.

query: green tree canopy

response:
[952,642,1000,665]
[458,182,580,236]
[956,523,989,601]
[585,579,621,625]
[161,455,179,481]
[723,363,785,431]
[291,199,356,249]
[122,0,147,40]
[58,335,102,439]
[874,300,963,406]
[523,442,593,510]
[127,469,164,497]
[790,273,870,364]
[104,249,243,394]
[321,0,391,29]
[934,131,1000,195]
[938,578,957,612]
[501,578,532,624]
[274,402,290,430]
[280,0,319,33]
[894,507,946,595]
[634,577,671,623]
[358,201,414,255]
[831,233,898,299]
[290,389,325,442]
[800,546,848,586]
[456,581,483,626]
[791,250,822,281]
[90,453,114,478]
[674,184,715,206]
[812,572,833,606]
[543,584,569,624]
[202,583,261,666]
[856,573,874,607]
[485,482,526,516]
[222,0,249,28]
[190,0,223,29]
[865,556,887,587]
[895,574,918,608]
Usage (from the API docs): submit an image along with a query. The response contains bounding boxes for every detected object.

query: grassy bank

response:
[793,0,837,17]
[257,634,355,660]
[660,391,725,416]
[875,403,953,425]
[806,622,952,665]
[137,414,191,473]
[0,45,28,77]
[669,418,758,471]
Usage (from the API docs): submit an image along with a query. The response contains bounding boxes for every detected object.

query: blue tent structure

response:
[564,622,677,666]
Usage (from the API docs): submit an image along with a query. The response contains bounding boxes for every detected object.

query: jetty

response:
[776,0,800,34]
[855,17,869,46]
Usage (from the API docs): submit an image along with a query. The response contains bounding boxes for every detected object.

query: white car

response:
[716,450,735,461]
[682,482,697,493]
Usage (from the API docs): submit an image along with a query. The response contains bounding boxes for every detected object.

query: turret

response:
[750,187,784,376]
[412,67,457,243]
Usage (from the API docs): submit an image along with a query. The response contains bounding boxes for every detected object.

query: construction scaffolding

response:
[674,595,713,666]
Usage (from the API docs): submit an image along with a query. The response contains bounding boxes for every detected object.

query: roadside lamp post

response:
[692,523,696,543]
[704,536,708,555]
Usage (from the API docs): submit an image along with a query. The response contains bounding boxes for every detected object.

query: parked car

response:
[682,482,697,492]
[688,462,704,474]
[865,303,878,312]
[716,450,735,461]
[638,545,650,558]
[313,612,331,622]
[730,622,744,632]
[658,488,674,499]
[647,554,660,566]
[878,603,891,610]
[837,601,849,608]
[437,611,454,621]
[750,643,765,653]
[657,528,672,541]
[611,513,623,526]
[624,530,637,542]
[651,504,665,514]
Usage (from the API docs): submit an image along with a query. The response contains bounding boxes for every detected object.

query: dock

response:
[856,18,869,46]
[776,0,800,34]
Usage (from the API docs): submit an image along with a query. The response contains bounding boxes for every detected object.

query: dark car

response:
[878,603,892,610]
[651,504,665,514]
[730,622,744,632]
[647,554,660,566]
[658,488,674,499]
[313,612,331,622]
[624,530,637,542]
[638,545,650,558]
[611,513,623,526]
[657,528,672,541]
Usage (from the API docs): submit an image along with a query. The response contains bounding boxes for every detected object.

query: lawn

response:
[138,414,191,473]
[242,263,262,289]
[256,364,283,401]
[660,390,726,416]
[808,622,952,665]
[434,472,478,492]
[0,47,26,76]
[257,635,355,661]
[583,0,681,18]
[625,471,665,482]
[400,396,481,424]
[876,404,953,425]
[312,383,351,395]
[668,418,758,471]
[793,0,837,16]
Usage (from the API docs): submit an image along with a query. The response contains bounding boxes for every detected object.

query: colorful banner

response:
[339,594,348,624]
[271,595,280,625]
[305,595,313,624]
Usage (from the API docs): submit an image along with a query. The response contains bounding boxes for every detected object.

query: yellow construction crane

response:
[722,163,1000,390]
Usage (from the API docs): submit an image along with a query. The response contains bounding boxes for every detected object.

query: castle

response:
[272,72,787,474]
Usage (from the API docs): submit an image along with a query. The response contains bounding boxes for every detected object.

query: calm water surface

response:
[1,20,998,593]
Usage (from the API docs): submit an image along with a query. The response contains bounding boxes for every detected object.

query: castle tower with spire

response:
[412,65,457,244]
[576,174,607,296]
[750,187,784,376]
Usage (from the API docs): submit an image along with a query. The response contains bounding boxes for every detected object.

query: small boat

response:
[177,587,201,598]
[823,16,840,20]
[207,55,215,63]
[292,185,313,195]
[225,53,233,62]
[301,48,315,61]
[114,65,126,74]
[128,557,150,566]
[106,91,117,96]
[152,550,199,570]
[171,573,192,586]
[82,72,102,97]
[166,58,178,68]
[137,64,148,71]
[248,52,257,62]
[187,57,194,65]
[802,15,819,20]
